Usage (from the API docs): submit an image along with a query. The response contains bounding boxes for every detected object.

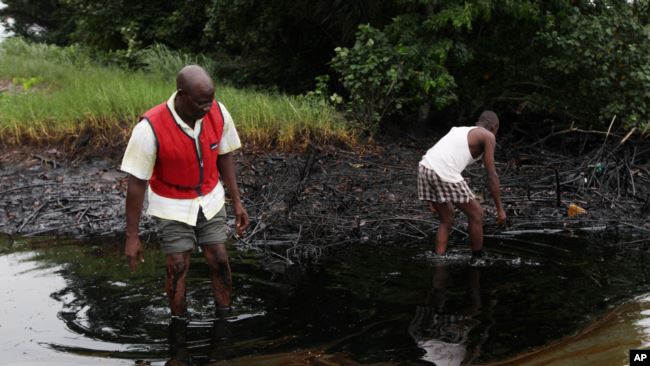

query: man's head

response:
[476,110,499,135]
[175,65,215,122]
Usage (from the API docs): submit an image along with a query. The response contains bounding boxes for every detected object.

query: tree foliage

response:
[2,0,649,133]
[0,0,75,44]
[536,1,650,128]
[1,0,210,53]
[202,0,399,91]
[331,25,436,132]
[331,1,572,127]
[328,0,650,131]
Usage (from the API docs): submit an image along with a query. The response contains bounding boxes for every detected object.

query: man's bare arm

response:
[482,132,506,225]
[217,152,250,235]
[125,175,147,271]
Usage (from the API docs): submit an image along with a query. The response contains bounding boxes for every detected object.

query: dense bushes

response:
[536,2,650,129]
[2,0,649,134]
[330,0,650,132]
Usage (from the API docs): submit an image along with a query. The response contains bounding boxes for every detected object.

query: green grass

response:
[0,38,353,149]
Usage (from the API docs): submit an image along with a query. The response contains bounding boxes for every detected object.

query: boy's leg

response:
[456,199,484,252]
[429,201,454,255]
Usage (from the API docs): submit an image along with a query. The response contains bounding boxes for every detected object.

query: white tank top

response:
[419,126,482,183]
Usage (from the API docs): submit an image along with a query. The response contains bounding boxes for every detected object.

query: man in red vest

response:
[121,65,249,318]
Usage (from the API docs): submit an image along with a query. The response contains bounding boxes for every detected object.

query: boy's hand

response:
[496,208,507,227]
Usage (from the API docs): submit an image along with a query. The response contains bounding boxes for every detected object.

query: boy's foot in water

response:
[470,250,486,266]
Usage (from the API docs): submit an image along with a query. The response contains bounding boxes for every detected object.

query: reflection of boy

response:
[408,265,483,366]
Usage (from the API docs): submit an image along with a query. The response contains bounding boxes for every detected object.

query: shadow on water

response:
[1,231,650,365]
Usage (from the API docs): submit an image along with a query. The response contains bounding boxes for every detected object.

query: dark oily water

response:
[0,232,649,365]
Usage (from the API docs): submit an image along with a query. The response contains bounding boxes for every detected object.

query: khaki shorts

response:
[157,207,228,254]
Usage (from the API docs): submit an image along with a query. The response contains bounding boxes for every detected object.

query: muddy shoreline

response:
[1,140,649,258]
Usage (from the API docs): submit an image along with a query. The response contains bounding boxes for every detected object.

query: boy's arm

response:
[482,133,506,225]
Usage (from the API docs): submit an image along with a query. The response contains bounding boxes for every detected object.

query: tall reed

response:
[0,39,352,149]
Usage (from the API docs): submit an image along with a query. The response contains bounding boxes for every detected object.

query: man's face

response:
[178,85,214,121]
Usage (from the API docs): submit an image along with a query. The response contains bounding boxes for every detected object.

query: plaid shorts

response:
[417,165,475,203]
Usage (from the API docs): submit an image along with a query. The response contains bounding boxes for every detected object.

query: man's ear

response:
[176,88,184,96]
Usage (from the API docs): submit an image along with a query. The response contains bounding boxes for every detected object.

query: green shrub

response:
[537,3,650,130]
[331,24,456,133]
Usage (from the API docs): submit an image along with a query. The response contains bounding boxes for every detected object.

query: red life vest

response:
[144,101,224,199]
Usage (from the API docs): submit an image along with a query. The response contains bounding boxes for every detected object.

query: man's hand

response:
[496,208,507,227]
[125,233,144,272]
[125,175,147,272]
[233,202,250,236]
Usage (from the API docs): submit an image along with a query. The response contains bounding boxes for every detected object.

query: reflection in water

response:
[491,294,650,366]
[410,263,495,365]
[0,249,129,365]
[3,233,650,365]
[166,316,230,365]
[167,319,191,366]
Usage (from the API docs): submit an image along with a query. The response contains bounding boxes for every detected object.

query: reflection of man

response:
[418,111,506,258]
[409,264,486,365]
[166,318,228,365]
[166,319,191,366]
[121,65,250,318]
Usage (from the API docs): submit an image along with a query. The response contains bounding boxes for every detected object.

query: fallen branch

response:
[18,200,50,233]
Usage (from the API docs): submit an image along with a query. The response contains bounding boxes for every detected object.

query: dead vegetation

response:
[1,132,649,263]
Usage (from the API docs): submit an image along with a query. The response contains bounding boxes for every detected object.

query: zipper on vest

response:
[195,140,204,196]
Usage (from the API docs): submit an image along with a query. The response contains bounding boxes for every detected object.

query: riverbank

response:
[1,137,649,262]
[0,38,352,149]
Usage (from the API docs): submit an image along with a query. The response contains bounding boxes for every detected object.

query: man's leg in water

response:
[456,199,484,255]
[429,202,454,255]
[166,251,191,317]
[202,243,232,312]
